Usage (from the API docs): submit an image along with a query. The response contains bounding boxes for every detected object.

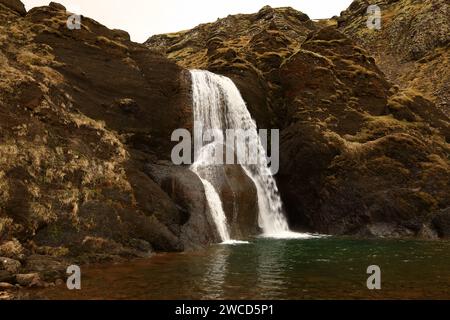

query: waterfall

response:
[190,70,297,239]
[200,179,231,242]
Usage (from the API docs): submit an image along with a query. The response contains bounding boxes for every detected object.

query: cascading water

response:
[190,70,301,240]
[191,146,231,242]
[199,179,231,242]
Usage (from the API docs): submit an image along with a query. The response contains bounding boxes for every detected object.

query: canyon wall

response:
[146,3,450,238]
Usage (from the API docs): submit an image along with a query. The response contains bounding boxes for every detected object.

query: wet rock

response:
[147,160,259,241]
[0,270,14,283]
[0,257,21,273]
[24,255,66,281]
[15,273,43,287]
[417,224,439,240]
[78,236,150,259]
[432,208,450,238]
[146,164,220,249]
[366,223,415,238]
[223,165,259,238]
[0,282,15,290]
[80,237,124,254]
[203,165,259,239]
[129,239,152,254]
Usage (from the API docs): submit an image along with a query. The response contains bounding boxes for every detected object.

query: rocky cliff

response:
[0,0,244,290]
[146,5,450,238]
[1,0,449,296]
[337,0,449,115]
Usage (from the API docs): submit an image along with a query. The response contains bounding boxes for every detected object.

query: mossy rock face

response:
[0,0,26,15]
[148,5,449,237]
[338,0,450,115]
[145,6,318,130]
[0,1,202,263]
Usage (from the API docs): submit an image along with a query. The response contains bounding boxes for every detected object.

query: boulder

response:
[24,255,66,281]
[222,165,259,238]
[0,282,15,290]
[198,164,259,239]
[0,240,25,260]
[145,164,220,249]
[15,273,42,287]
[0,257,21,273]
[147,162,260,242]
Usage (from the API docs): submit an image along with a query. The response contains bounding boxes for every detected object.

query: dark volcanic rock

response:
[195,164,259,239]
[0,1,209,262]
[432,208,450,238]
[220,165,259,238]
[23,254,66,281]
[145,164,220,249]
[146,163,259,243]
[148,7,450,238]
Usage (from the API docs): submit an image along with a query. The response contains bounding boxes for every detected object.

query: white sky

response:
[22,0,353,43]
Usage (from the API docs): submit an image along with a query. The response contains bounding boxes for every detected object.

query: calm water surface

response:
[36,237,450,299]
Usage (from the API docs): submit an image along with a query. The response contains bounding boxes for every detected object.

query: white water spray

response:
[200,178,231,242]
[190,70,301,239]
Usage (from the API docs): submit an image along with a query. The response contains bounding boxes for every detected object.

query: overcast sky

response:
[22,0,353,43]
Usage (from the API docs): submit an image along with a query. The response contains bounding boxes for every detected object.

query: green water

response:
[37,237,450,300]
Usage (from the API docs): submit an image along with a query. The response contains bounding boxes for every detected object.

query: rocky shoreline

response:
[0,236,156,300]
